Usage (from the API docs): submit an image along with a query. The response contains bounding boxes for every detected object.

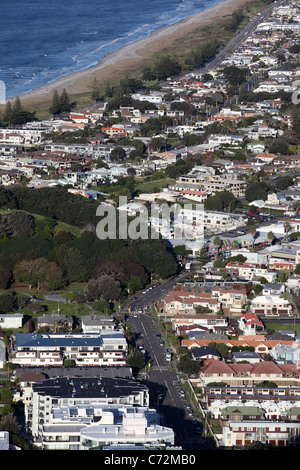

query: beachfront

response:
[17,0,254,110]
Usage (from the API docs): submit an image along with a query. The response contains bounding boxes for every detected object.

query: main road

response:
[128,310,213,450]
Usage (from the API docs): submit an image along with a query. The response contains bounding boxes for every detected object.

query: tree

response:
[277,269,290,283]
[2,101,13,126]
[0,269,12,290]
[213,236,222,259]
[284,221,291,241]
[110,147,126,162]
[86,274,122,301]
[249,225,256,248]
[91,78,103,102]
[269,138,291,155]
[267,231,274,246]
[199,245,209,264]
[49,89,61,115]
[294,263,300,275]
[60,88,71,112]
[178,358,201,376]
[208,341,228,357]
[126,349,145,370]
[14,258,64,290]
[0,413,20,433]
[245,182,269,202]
[222,65,248,86]
[0,293,18,314]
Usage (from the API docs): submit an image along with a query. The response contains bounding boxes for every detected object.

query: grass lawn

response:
[0,209,82,238]
[264,322,300,335]
[134,178,176,193]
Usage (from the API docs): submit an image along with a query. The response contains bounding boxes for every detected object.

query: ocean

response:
[1,0,220,99]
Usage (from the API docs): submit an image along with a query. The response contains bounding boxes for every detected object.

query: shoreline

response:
[14,0,253,110]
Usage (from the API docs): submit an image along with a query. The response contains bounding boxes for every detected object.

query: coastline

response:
[16,0,252,110]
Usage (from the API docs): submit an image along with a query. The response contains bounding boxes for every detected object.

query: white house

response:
[0,313,23,329]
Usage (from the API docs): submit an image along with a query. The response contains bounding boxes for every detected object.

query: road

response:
[200,0,287,74]
[128,311,212,450]
[123,270,187,313]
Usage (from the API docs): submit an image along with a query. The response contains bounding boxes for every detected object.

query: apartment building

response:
[176,174,247,197]
[79,408,175,450]
[11,332,128,367]
[198,360,300,388]
[28,376,150,448]
[211,288,247,314]
[174,208,246,236]
[250,295,293,317]
[171,314,228,333]
[225,262,277,282]
[160,290,221,316]
[202,384,300,407]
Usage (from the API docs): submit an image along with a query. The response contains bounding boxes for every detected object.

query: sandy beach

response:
[17,0,253,110]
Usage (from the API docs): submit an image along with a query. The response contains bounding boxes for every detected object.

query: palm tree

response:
[249,225,256,249]
[284,221,291,242]
[231,240,240,250]
[267,231,274,246]
[213,236,222,259]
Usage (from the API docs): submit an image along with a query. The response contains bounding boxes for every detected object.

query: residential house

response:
[232,350,262,364]
[81,314,116,334]
[159,290,221,316]
[171,314,228,333]
[238,312,265,336]
[0,313,23,329]
[250,295,293,317]
[222,420,300,448]
[270,344,300,364]
[198,360,300,387]
[35,314,73,332]
[191,346,221,363]
[211,288,248,315]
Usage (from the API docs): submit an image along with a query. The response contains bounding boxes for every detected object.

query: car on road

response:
[192,419,197,424]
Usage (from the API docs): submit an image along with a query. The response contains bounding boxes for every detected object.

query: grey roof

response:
[14,332,124,348]
[15,333,104,348]
[191,346,221,358]
[14,366,132,380]
[36,313,72,324]
[31,376,148,400]
[232,350,261,359]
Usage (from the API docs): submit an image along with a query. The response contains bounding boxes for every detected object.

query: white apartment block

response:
[80,409,175,450]
[250,295,293,317]
[11,332,128,367]
[27,377,150,448]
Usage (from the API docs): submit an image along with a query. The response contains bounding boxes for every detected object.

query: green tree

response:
[49,89,61,115]
[0,413,20,433]
[126,349,145,370]
[178,358,201,376]
[199,245,209,264]
[59,88,71,112]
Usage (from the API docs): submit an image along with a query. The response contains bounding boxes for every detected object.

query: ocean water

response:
[1,0,220,99]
